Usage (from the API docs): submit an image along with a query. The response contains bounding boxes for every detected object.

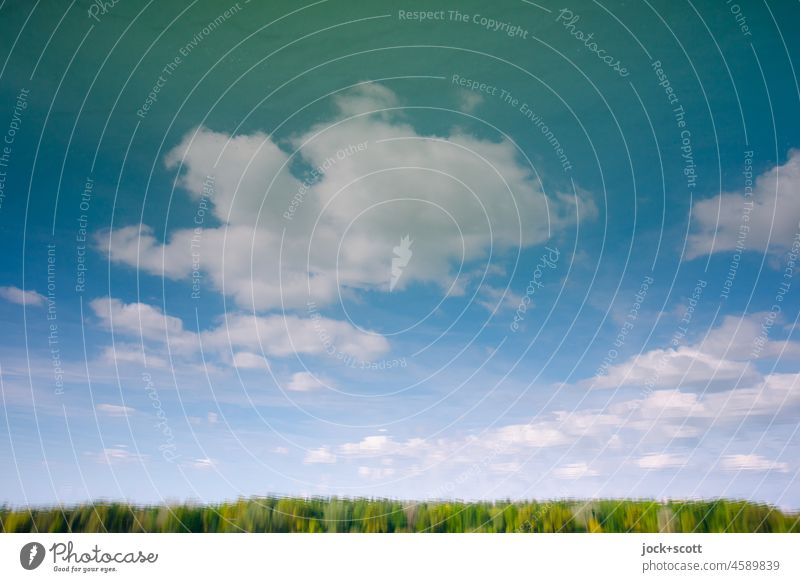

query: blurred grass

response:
[2,497,798,533]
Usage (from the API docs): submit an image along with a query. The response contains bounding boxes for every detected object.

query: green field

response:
[2,498,798,533]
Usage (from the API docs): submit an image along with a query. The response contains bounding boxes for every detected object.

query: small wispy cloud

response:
[553,462,599,479]
[636,453,688,470]
[286,371,331,392]
[304,447,336,464]
[358,466,395,479]
[87,446,145,465]
[0,286,45,307]
[190,457,216,470]
[721,454,788,472]
[96,403,136,417]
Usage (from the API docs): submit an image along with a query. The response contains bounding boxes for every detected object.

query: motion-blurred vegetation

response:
[2,498,798,533]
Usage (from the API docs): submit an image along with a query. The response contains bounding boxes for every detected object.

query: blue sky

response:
[0,0,799,508]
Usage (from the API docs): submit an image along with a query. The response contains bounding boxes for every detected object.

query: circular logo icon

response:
[19,542,46,570]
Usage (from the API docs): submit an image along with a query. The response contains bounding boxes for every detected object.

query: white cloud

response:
[304,446,336,464]
[702,372,800,418]
[333,82,399,117]
[588,346,753,390]
[99,344,168,368]
[0,286,45,307]
[582,313,800,391]
[492,423,571,448]
[330,413,612,469]
[357,466,396,479]
[232,351,269,369]
[286,371,330,392]
[100,225,191,278]
[476,284,523,313]
[91,297,389,363]
[91,297,194,347]
[96,403,135,417]
[688,149,800,259]
[303,368,799,479]
[698,313,800,361]
[635,453,688,469]
[553,462,599,479]
[101,83,591,311]
[489,461,524,474]
[553,410,624,435]
[212,312,388,362]
[339,435,409,456]
[720,454,789,472]
[164,127,300,229]
[190,457,216,470]
[458,91,484,113]
[610,369,800,424]
[206,312,388,360]
[608,434,623,449]
[617,390,701,418]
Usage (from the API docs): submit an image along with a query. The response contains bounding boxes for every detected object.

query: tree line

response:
[2,497,798,533]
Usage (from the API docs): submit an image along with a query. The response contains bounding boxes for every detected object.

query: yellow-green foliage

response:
[1,498,797,533]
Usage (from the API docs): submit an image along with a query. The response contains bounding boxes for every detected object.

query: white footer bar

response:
[1,533,797,581]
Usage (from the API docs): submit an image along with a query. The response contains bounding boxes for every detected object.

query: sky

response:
[0,0,799,509]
